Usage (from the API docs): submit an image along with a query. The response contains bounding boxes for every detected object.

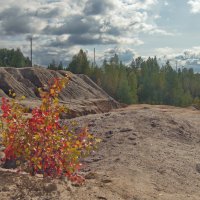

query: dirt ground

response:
[1,104,200,200]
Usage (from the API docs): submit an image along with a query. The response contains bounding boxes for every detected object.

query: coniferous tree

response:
[66,49,199,106]
[0,48,31,67]
[68,49,90,75]
[58,61,64,70]
[47,59,57,70]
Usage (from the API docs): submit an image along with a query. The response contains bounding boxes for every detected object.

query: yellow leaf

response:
[53,98,59,104]
[34,135,40,140]
[50,89,55,95]
[25,148,29,153]
[21,96,26,100]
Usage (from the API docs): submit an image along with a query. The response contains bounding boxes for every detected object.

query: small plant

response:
[0,75,98,184]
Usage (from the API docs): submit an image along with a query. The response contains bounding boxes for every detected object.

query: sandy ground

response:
[1,104,200,200]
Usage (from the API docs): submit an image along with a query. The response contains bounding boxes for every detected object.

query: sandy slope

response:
[0,67,120,117]
[1,105,200,200]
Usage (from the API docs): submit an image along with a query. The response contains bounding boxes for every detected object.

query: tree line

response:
[65,49,200,107]
[1,48,200,107]
[0,48,31,67]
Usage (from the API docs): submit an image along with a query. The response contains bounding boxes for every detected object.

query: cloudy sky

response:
[0,0,200,67]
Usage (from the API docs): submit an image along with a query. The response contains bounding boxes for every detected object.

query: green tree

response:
[47,59,57,70]
[116,78,132,104]
[58,61,64,70]
[68,49,90,75]
[126,68,138,103]
[0,48,31,67]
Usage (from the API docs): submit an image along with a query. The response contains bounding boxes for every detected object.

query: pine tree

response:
[68,49,90,75]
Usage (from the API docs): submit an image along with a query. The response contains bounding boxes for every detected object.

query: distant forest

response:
[65,50,200,107]
[1,48,200,107]
[0,48,31,67]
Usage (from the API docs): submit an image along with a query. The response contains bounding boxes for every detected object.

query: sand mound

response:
[0,67,121,117]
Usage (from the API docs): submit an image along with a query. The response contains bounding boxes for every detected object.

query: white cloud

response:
[151,46,200,71]
[115,0,158,10]
[154,47,179,56]
[182,46,200,59]
[102,47,138,64]
[153,46,200,60]
[188,0,200,13]
[154,14,161,19]
[164,1,169,6]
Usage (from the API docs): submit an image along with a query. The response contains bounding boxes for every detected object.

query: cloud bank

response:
[0,0,179,65]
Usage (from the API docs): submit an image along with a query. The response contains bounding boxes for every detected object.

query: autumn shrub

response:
[0,75,98,183]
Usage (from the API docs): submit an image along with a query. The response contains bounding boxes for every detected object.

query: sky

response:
[0,0,200,68]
